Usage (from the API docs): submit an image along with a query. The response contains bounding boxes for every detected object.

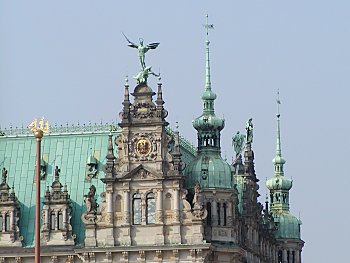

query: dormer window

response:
[41,166,75,245]
[0,168,22,246]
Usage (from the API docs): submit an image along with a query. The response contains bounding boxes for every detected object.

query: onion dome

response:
[274,212,302,239]
[185,154,233,189]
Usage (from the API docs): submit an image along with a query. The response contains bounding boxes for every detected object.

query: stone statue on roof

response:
[2,167,7,183]
[232,131,245,157]
[246,118,253,144]
[134,66,160,84]
[123,33,160,70]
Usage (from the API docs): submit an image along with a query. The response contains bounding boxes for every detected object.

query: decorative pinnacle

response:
[125,75,129,86]
[175,121,179,131]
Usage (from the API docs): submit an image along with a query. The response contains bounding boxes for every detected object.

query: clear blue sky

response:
[1,1,349,261]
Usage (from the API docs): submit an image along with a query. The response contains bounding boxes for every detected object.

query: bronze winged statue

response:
[123,33,160,70]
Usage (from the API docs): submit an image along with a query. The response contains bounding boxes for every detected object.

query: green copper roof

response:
[274,212,302,239]
[0,125,196,247]
[184,152,233,189]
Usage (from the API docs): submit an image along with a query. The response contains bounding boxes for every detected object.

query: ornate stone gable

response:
[0,168,23,247]
[41,166,75,245]
[119,165,162,181]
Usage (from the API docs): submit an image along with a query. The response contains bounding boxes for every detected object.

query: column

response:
[173,188,180,223]
[123,190,130,225]
[289,249,294,263]
[295,250,300,263]
[220,202,224,226]
[156,190,163,224]
[141,193,146,225]
[55,211,58,230]
[212,200,218,226]
[227,201,233,226]
[106,191,113,224]
[45,209,50,230]
[10,211,14,230]
[62,208,67,228]
[282,250,287,263]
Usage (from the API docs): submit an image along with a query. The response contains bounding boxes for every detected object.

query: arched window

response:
[0,214,3,231]
[278,250,282,263]
[223,203,227,226]
[115,195,122,212]
[146,193,155,224]
[50,211,55,230]
[132,193,142,225]
[217,202,221,226]
[58,211,63,230]
[206,202,212,226]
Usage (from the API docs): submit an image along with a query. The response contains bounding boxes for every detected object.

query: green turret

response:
[185,15,232,189]
[266,100,302,240]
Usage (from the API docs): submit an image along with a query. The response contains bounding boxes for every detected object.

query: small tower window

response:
[217,202,221,226]
[58,211,63,230]
[146,192,155,224]
[50,211,55,230]
[223,203,227,226]
[278,250,282,263]
[206,202,212,226]
[4,213,10,231]
[132,193,142,225]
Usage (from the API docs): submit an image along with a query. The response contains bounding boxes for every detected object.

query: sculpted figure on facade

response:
[232,131,245,157]
[84,185,98,214]
[246,118,253,144]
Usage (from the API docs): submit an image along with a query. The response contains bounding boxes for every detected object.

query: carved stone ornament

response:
[136,138,151,156]
[129,133,158,161]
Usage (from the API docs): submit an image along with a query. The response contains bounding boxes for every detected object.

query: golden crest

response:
[136,138,151,156]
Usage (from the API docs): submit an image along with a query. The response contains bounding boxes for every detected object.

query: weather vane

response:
[203,14,214,39]
[276,89,281,117]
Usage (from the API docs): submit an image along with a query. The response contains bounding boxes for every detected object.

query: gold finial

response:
[29,117,49,138]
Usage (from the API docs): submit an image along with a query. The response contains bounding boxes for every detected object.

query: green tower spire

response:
[192,15,224,151]
[185,16,232,190]
[266,93,302,239]
[266,96,291,212]
[272,91,286,176]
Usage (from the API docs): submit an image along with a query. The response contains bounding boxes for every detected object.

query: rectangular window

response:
[58,212,63,230]
[50,212,55,230]
[133,194,142,225]
[146,193,155,224]
[217,203,221,226]
[223,203,227,226]
[5,214,10,231]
